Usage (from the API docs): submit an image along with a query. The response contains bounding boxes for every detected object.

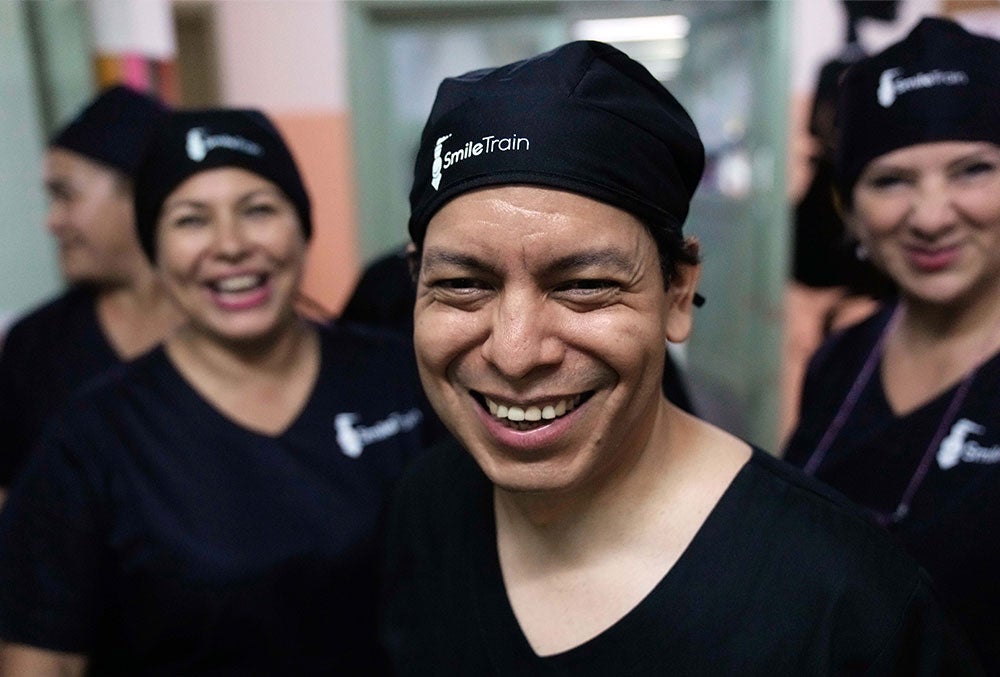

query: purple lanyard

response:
[802,306,980,526]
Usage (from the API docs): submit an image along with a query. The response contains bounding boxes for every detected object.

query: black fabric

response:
[784,305,1000,673]
[408,40,704,249]
[835,17,1000,199]
[0,323,443,675]
[340,246,416,334]
[134,109,312,262]
[0,287,121,487]
[381,440,981,675]
[50,85,168,177]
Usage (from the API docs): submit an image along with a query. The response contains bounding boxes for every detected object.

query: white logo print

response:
[185,127,264,162]
[877,67,969,108]
[430,132,530,190]
[334,408,424,458]
[431,134,451,190]
[937,418,1000,469]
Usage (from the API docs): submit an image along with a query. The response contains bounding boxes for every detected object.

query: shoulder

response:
[747,449,896,545]
[728,451,981,670]
[1,288,95,355]
[388,438,482,534]
[43,347,172,438]
[741,449,926,597]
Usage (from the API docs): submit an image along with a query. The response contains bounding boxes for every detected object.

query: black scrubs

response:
[382,439,981,675]
[784,304,1000,672]
[0,323,440,675]
[0,287,120,486]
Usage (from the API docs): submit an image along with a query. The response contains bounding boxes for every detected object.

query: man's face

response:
[44,148,143,286]
[414,185,696,496]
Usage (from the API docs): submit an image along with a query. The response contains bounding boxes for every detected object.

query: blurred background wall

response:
[2,0,997,450]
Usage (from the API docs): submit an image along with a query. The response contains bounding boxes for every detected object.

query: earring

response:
[855,242,869,261]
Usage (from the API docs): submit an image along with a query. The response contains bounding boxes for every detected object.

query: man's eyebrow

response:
[420,249,497,274]
[543,249,636,274]
[421,247,637,275]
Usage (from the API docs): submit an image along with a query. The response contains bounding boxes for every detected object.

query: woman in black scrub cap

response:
[0,109,440,676]
[784,17,1000,671]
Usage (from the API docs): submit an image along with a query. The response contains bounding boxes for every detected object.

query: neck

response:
[493,399,684,545]
[96,266,166,308]
[94,267,183,359]
[897,294,1000,352]
[168,315,316,383]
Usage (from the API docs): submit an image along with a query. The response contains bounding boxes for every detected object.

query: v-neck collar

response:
[153,336,325,442]
[469,449,762,672]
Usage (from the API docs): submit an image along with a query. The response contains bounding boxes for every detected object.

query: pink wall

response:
[274,113,359,316]
[212,1,358,315]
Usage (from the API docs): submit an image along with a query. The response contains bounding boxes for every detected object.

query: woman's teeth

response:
[485,395,582,423]
[213,274,263,292]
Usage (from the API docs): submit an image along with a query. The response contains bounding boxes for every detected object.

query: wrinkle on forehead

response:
[427,184,659,274]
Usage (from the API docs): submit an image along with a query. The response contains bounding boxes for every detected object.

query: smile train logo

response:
[937,418,1000,470]
[877,67,969,108]
[334,409,423,458]
[430,131,530,191]
[185,127,264,162]
[431,134,451,190]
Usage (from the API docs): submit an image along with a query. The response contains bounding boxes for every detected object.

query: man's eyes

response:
[435,277,491,291]
[554,279,620,292]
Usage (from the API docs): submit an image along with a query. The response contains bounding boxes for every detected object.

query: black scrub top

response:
[0,322,441,675]
[0,286,120,485]
[382,439,981,675]
[785,305,1000,672]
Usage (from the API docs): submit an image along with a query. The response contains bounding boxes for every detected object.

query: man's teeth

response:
[485,395,580,422]
[214,274,262,292]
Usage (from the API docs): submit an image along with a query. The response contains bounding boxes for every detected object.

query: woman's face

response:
[44,148,144,286]
[155,167,307,345]
[850,141,1000,310]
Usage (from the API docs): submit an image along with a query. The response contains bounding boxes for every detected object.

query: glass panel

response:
[0,0,63,325]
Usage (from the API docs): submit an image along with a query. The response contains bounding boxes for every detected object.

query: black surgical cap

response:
[50,85,168,177]
[134,109,312,263]
[835,17,1000,200]
[408,40,705,249]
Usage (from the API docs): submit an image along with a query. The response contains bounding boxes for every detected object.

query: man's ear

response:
[665,262,702,344]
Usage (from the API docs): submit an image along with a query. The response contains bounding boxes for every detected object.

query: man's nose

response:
[480,291,564,380]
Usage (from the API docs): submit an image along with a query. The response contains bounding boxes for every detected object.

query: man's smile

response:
[474,392,592,431]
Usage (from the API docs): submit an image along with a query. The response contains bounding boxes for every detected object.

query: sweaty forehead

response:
[425,185,654,249]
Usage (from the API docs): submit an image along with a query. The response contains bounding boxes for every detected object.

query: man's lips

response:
[473,391,592,431]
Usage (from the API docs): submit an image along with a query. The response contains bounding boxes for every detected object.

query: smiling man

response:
[379,41,981,674]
